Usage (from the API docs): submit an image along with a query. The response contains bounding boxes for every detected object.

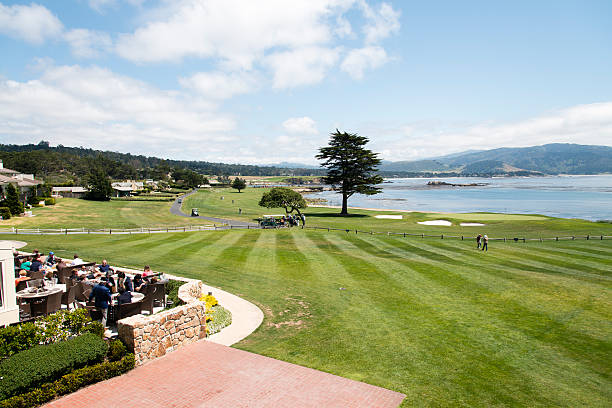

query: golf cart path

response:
[170,189,257,227]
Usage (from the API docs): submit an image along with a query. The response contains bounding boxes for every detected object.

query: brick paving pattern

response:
[44,340,405,408]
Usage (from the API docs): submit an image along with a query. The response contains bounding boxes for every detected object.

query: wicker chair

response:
[117,300,143,320]
[141,285,156,314]
[30,291,62,317]
[28,270,44,280]
[16,280,29,292]
[61,285,77,309]
[152,282,166,308]
[26,279,43,288]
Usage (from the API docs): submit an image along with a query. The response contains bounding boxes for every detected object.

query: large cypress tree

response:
[316,130,383,215]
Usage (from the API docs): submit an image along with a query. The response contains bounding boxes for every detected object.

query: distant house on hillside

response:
[0,160,44,201]
[111,181,145,197]
[51,186,88,198]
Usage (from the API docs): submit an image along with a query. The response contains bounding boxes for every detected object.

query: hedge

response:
[43,197,55,206]
[0,333,108,400]
[0,353,134,408]
[0,309,104,359]
[0,207,10,220]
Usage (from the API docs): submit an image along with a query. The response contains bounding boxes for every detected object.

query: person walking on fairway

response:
[476,234,482,249]
[482,234,488,251]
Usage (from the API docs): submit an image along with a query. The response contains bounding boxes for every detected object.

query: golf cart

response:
[191,208,199,217]
[259,215,285,228]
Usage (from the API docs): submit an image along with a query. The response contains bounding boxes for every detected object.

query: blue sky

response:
[0,0,611,164]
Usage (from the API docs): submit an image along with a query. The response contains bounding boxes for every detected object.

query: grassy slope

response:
[184,188,612,238]
[5,229,611,407]
[0,197,213,229]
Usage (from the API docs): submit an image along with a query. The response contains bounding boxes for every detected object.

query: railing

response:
[302,226,612,242]
[1,223,611,242]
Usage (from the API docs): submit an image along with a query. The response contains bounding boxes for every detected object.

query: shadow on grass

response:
[306,212,369,218]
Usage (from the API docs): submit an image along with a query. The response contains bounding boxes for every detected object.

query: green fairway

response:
[183,188,612,239]
[0,197,212,229]
[5,228,611,407]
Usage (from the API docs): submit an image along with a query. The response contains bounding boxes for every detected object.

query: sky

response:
[0,0,611,165]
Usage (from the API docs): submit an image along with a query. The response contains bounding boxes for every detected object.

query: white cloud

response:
[116,0,400,86]
[340,46,388,79]
[266,47,340,89]
[88,0,117,13]
[372,102,612,161]
[359,1,401,44]
[64,29,112,58]
[282,117,319,135]
[0,65,235,158]
[0,2,63,44]
[179,71,257,99]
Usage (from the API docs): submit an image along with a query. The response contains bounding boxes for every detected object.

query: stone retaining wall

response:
[118,280,206,366]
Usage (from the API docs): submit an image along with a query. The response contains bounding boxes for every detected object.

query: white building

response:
[0,244,18,326]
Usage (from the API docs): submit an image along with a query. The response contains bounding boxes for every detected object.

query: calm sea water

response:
[309,175,612,221]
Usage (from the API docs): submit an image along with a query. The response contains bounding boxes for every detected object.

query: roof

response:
[52,187,88,193]
[113,186,134,191]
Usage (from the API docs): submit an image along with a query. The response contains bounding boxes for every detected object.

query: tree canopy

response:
[231,177,247,192]
[3,184,24,216]
[315,130,383,214]
[258,187,307,221]
[84,167,112,201]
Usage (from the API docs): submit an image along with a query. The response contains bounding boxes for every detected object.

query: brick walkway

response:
[44,341,405,408]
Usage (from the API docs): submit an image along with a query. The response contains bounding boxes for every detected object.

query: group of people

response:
[14,250,163,327]
[476,234,489,251]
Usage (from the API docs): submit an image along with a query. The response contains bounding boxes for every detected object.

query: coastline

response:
[308,204,445,214]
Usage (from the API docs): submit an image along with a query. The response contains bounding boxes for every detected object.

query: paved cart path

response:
[43,341,405,408]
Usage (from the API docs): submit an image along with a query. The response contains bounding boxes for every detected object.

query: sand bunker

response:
[418,220,452,226]
[375,215,403,219]
[460,223,485,226]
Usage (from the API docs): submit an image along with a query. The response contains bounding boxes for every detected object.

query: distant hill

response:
[381,144,612,175]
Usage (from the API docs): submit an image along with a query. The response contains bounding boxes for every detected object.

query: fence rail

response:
[302,226,612,243]
[1,223,611,243]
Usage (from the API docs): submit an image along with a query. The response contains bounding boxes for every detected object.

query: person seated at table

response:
[97,259,115,275]
[20,257,32,272]
[142,265,154,278]
[29,256,43,273]
[45,251,58,265]
[133,274,147,293]
[89,277,112,327]
[71,254,84,266]
[15,270,29,287]
[117,271,133,292]
[117,286,132,305]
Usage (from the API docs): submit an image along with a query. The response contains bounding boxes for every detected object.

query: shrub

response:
[0,309,102,360]
[107,340,127,362]
[206,306,232,336]
[164,279,185,310]
[0,207,10,220]
[0,353,134,408]
[0,333,108,400]
[0,323,40,359]
[43,197,55,206]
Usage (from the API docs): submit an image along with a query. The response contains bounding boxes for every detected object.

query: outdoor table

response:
[16,286,63,300]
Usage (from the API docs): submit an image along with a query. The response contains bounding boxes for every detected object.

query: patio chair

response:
[61,285,77,309]
[30,291,62,316]
[26,279,43,288]
[56,265,72,284]
[29,270,44,280]
[117,300,143,320]
[16,280,29,292]
[19,301,32,322]
[152,281,166,308]
[141,286,156,314]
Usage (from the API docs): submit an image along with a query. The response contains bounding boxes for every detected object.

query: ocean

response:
[308,175,612,221]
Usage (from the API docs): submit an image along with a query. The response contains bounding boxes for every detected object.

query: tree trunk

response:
[341,193,348,215]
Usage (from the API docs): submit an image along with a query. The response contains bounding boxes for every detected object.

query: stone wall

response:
[118,280,206,366]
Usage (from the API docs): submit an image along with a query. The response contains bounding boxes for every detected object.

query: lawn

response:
[5,228,611,407]
[0,197,213,229]
[183,188,612,239]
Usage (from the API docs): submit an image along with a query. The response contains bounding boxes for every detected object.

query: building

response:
[0,160,44,202]
[51,186,89,198]
[111,181,145,197]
